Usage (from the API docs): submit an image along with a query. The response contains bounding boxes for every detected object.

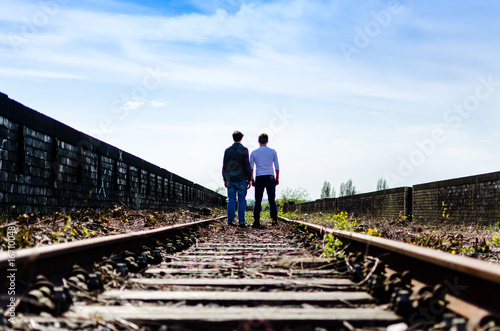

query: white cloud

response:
[0,67,86,79]
[124,100,145,110]
[2,0,500,198]
[150,100,168,107]
[1,0,489,109]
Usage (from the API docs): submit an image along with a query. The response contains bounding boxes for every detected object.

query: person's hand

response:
[275,178,279,186]
[224,180,227,188]
[247,180,252,189]
[251,179,255,187]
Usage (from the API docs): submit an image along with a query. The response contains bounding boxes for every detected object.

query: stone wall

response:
[0,92,225,214]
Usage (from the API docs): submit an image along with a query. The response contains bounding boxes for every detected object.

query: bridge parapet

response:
[0,93,225,214]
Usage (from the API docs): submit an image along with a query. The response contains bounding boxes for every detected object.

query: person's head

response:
[232,131,244,142]
[258,133,269,145]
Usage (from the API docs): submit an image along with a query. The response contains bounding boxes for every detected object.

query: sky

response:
[1,0,500,200]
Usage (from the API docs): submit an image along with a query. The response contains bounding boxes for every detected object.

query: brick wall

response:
[293,173,500,223]
[0,92,225,214]
[293,187,411,220]
[413,172,500,223]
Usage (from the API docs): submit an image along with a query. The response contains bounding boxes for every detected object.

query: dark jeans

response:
[253,175,277,223]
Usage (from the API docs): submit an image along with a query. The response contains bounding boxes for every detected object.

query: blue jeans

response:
[254,175,277,223]
[227,181,248,225]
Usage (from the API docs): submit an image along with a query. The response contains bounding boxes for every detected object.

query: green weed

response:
[322,233,345,258]
[493,232,500,246]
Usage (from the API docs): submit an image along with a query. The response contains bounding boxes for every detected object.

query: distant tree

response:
[376,178,389,191]
[278,187,311,204]
[339,179,356,197]
[320,181,337,198]
[215,187,227,197]
[320,181,332,199]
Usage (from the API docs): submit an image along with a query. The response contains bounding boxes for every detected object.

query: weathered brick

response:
[1,97,225,213]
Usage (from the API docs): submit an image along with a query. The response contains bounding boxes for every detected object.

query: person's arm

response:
[222,150,228,187]
[245,149,252,182]
[274,151,280,185]
[249,151,255,187]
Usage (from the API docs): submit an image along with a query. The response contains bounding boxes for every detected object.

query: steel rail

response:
[280,216,500,324]
[0,216,224,296]
[57,221,404,330]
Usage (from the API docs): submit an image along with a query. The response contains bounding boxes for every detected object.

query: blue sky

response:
[1,0,500,200]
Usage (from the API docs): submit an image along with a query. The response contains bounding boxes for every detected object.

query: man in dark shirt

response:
[222,131,252,227]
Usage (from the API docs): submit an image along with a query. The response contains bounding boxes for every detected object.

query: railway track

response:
[1,215,500,330]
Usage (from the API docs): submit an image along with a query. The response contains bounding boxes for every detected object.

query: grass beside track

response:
[3,207,500,264]
[279,211,500,263]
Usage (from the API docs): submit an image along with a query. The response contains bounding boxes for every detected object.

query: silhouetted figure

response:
[222,131,252,228]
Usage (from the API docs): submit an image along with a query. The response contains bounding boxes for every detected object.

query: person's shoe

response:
[238,223,247,228]
[228,222,236,226]
[271,220,278,226]
[251,222,262,228]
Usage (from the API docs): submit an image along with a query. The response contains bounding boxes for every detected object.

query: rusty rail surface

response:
[53,221,404,330]
[2,216,500,330]
[280,216,500,327]
[1,218,404,330]
[0,217,224,296]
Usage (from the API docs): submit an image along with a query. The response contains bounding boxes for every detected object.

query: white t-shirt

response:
[250,146,279,176]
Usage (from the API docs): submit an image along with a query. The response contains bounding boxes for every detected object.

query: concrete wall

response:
[0,92,225,214]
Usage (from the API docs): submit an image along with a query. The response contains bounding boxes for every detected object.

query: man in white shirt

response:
[250,133,280,227]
